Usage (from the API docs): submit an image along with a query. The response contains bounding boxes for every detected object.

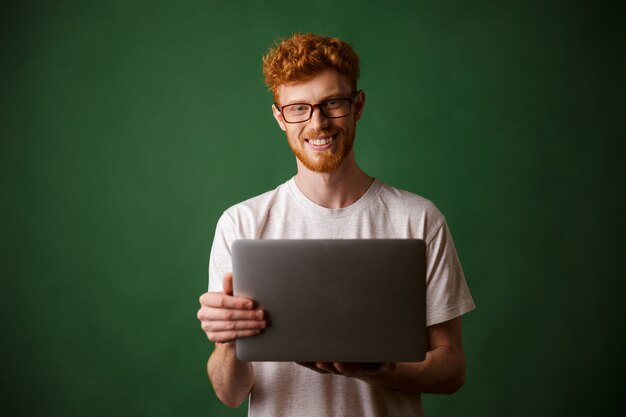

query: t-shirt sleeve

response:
[424,220,476,326]
[207,212,236,292]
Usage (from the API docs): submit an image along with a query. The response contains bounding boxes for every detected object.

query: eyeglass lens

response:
[282,98,352,123]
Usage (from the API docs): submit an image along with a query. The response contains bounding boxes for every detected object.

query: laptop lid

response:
[232,239,426,362]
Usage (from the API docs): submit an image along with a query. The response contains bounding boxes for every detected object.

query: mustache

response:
[303,130,336,140]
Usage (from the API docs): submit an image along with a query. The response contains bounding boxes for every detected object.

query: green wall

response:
[4,0,624,415]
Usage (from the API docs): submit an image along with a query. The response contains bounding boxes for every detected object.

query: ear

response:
[354,90,366,122]
[272,104,287,132]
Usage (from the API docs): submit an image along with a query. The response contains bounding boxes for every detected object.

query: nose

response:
[308,104,330,129]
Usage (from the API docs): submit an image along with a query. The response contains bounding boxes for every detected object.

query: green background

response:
[3,0,625,416]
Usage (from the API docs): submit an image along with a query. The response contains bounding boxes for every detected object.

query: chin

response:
[295,150,347,173]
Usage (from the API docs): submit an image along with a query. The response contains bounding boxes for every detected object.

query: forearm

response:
[207,342,254,407]
[359,345,466,394]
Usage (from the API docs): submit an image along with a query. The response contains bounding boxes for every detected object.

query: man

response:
[197,33,475,416]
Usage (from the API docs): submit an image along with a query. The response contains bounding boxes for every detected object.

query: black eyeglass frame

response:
[275,90,361,124]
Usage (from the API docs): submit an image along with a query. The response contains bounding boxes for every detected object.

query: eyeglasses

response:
[276,91,359,123]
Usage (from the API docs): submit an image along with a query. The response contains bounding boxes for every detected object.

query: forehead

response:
[276,69,352,105]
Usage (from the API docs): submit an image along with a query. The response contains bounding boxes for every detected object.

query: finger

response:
[333,362,357,376]
[315,362,341,375]
[333,362,396,375]
[334,362,378,376]
[201,319,266,333]
[296,362,330,374]
[198,307,264,322]
[202,292,254,310]
[380,362,396,372]
[208,329,262,344]
[223,272,233,296]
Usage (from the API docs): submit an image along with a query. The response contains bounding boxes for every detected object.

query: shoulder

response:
[223,185,283,218]
[367,181,447,243]
[377,181,445,222]
[217,180,293,237]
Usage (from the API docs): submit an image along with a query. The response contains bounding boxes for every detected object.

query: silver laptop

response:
[232,239,426,362]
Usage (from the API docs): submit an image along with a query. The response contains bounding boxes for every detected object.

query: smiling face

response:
[272,69,365,173]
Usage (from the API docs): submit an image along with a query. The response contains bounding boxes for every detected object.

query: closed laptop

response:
[232,239,426,362]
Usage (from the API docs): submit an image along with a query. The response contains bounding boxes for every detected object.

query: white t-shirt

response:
[208,177,475,417]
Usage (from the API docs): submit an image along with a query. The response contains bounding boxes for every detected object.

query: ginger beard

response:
[286,127,355,173]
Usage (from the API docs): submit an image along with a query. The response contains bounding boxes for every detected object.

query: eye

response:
[324,99,347,110]
[285,104,309,115]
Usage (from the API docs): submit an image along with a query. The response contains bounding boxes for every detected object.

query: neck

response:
[294,152,374,209]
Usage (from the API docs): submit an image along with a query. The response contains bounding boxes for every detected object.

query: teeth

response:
[309,137,334,146]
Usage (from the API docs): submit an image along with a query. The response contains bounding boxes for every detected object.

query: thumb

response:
[223,272,234,296]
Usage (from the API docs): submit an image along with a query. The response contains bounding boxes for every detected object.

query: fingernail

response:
[255,310,263,319]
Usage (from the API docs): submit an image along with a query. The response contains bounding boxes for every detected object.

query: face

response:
[272,69,365,173]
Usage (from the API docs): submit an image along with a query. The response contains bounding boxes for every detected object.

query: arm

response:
[197,272,266,407]
[304,316,466,394]
[362,316,466,394]
[304,219,473,393]
[207,343,253,407]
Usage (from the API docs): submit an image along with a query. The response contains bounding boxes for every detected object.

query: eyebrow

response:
[281,92,351,107]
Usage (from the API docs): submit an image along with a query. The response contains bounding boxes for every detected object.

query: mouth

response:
[305,134,337,148]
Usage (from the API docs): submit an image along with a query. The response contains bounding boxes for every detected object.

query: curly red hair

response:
[262,33,360,99]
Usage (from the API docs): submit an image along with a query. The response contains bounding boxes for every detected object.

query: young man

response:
[197,33,475,416]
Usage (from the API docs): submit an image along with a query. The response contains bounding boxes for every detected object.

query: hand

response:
[197,272,266,344]
[296,362,396,377]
